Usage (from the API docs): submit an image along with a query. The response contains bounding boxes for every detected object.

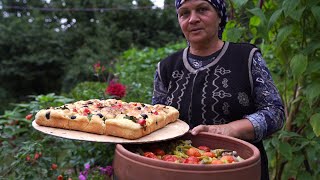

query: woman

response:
[152,0,285,179]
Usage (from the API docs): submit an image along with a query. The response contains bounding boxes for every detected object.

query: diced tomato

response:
[95,102,103,108]
[184,156,199,164]
[162,155,179,162]
[83,108,91,116]
[153,111,158,115]
[153,148,165,156]
[211,159,224,164]
[198,146,211,152]
[203,152,216,158]
[144,152,158,159]
[220,155,235,163]
[186,147,201,157]
[138,119,146,126]
[73,108,78,113]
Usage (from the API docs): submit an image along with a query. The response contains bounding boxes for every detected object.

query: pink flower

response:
[105,81,126,99]
[79,173,86,180]
[85,163,90,170]
[99,166,113,177]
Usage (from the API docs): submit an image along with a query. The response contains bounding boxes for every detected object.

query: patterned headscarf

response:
[175,0,227,39]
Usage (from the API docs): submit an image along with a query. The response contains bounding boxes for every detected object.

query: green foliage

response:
[0,94,114,179]
[114,42,186,103]
[230,0,320,179]
[70,81,108,101]
[224,0,320,179]
[0,0,182,113]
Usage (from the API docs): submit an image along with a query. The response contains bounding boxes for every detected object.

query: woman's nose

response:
[189,11,200,24]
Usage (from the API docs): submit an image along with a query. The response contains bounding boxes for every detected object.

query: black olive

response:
[45,111,51,119]
[70,116,76,119]
[87,101,93,104]
[136,107,141,110]
[82,105,88,108]
[61,105,69,110]
[141,104,145,107]
[96,113,103,118]
[141,114,148,119]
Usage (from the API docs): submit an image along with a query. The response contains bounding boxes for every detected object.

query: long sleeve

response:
[244,52,285,142]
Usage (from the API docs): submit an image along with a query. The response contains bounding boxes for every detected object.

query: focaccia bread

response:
[34,99,179,140]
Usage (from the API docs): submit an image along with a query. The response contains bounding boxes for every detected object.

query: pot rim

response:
[115,132,261,171]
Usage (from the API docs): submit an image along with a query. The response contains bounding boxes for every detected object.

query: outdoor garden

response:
[0,0,319,179]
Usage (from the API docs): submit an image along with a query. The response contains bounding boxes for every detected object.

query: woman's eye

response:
[198,7,208,13]
[179,11,189,18]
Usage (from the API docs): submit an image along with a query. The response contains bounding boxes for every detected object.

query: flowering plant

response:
[92,61,127,100]
[93,61,107,82]
[105,80,126,99]
[79,163,113,180]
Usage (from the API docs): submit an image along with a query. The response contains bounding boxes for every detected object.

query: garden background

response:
[0,0,319,179]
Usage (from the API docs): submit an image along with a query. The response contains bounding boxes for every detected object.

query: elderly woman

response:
[152,0,285,179]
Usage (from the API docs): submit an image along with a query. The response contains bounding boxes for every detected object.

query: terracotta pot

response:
[113,132,261,180]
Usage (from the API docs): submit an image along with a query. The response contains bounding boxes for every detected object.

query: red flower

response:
[34,152,40,160]
[105,81,126,99]
[25,114,33,120]
[93,61,106,74]
[93,61,101,73]
[26,155,31,161]
[57,175,63,180]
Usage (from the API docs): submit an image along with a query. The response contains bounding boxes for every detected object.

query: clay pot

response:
[113,132,261,180]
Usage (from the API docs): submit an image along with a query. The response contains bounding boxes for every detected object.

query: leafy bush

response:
[70,81,108,101]
[114,42,186,103]
[223,1,320,179]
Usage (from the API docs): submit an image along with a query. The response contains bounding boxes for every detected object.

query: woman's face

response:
[177,0,221,45]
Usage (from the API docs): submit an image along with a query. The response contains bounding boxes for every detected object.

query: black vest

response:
[158,42,258,128]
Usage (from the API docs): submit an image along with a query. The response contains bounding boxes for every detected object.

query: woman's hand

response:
[190,124,236,137]
[190,119,255,141]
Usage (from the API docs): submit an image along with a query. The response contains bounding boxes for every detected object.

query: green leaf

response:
[275,25,293,47]
[278,141,293,160]
[225,27,243,43]
[307,60,320,74]
[282,0,300,18]
[290,54,308,80]
[289,7,306,21]
[250,16,261,26]
[302,41,320,55]
[268,9,283,30]
[248,8,267,27]
[231,0,248,8]
[305,82,320,106]
[297,172,314,180]
[310,113,320,137]
[311,6,320,25]
[271,137,280,148]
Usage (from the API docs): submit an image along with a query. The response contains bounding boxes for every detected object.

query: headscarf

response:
[175,0,228,39]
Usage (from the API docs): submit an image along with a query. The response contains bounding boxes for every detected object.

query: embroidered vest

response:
[158,42,258,128]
